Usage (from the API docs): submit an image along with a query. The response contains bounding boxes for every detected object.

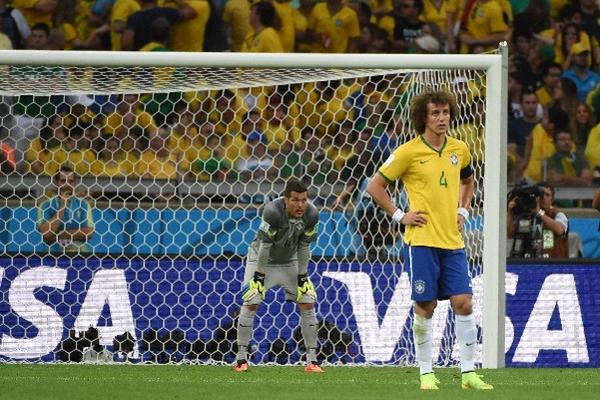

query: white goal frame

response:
[0,46,507,368]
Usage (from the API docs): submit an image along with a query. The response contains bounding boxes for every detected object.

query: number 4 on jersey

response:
[439,171,448,188]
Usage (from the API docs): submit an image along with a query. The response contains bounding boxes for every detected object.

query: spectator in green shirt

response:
[546,129,594,186]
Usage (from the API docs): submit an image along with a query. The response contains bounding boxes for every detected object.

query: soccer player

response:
[366,91,492,390]
[234,178,322,373]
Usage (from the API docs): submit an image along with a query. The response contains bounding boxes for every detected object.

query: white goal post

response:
[0,47,507,368]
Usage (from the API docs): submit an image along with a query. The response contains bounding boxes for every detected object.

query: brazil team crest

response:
[450,153,459,166]
[414,280,426,294]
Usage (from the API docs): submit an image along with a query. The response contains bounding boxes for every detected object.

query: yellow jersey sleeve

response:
[378,142,411,183]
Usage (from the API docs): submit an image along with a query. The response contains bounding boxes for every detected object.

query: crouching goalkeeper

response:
[234,178,323,373]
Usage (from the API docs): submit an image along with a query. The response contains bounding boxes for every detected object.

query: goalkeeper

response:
[234,178,322,373]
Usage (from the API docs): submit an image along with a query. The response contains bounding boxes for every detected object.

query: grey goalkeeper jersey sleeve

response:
[249,197,319,266]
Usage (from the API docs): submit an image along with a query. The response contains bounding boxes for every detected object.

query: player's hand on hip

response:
[297,274,317,302]
[402,210,428,226]
[242,271,266,302]
[457,215,466,232]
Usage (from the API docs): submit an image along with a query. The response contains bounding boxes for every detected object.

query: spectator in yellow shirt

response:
[179,122,213,175]
[92,135,137,177]
[459,0,508,54]
[273,0,295,52]
[263,102,300,153]
[104,94,158,151]
[242,1,283,52]
[136,126,179,179]
[585,121,600,171]
[26,114,65,175]
[535,62,563,109]
[53,0,109,49]
[326,121,358,170]
[13,0,57,28]
[307,0,360,53]
[111,0,141,51]
[293,0,314,52]
[210,89,242,137]
[48,125,96,177]
[169,0,210,51]
[523,106,570,182]
[222,0,251,51]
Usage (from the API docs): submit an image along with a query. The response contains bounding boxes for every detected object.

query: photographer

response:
[507,181,569,258]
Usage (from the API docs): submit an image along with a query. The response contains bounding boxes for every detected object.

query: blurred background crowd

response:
[0,0,598,209]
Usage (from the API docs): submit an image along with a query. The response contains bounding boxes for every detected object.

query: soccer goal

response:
[0,48,507,368]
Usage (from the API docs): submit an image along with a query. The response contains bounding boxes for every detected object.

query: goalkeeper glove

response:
[297,274,316,302]
[242,271,266,302]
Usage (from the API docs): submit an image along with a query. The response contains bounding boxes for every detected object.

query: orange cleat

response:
[304,363,324,373]
[234,360,249,372]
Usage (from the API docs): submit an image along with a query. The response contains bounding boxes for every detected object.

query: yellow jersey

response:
[13,0,53,27]
[170,0,210,51]
[222,0,251,52]
[421,0,453,35]
[378,135,471,249]
[91,154,138,177]
[111,0,141,51]
[242,27,284,52]
[523,123,555,182]
[307,3,360,53]
[585,123,600,169]
[535,86,553,109]
[462,0,508,53]
[104,110,157,135]
[136,150,178,179]
[273,0,295,52]
[293,8,311,52]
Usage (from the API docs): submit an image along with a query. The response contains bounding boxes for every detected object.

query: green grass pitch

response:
[2,365,599,400]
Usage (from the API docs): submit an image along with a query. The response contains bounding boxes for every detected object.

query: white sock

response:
[455,314,476,373]
[413,314,433,375]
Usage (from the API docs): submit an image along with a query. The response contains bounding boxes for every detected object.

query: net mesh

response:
[0,62,487,365]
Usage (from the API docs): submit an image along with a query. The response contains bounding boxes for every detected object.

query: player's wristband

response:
[457,207,470,220]
[392,209,405,223]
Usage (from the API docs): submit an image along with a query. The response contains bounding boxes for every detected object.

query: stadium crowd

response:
[0,0,598,207]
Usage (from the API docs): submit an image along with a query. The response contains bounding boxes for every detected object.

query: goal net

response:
[0,51,506,366]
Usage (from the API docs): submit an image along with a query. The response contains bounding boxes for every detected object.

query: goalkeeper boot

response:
[304,362,324,373]
[419,373,440,390]
[234,359,249,372]
[461,372,493,390]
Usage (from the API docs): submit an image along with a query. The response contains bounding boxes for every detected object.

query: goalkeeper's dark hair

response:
[284,178,308,197]
[410,90,458,135]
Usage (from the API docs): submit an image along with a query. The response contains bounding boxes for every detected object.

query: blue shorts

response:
[402,245,472,301]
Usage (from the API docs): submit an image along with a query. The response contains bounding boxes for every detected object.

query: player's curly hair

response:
[410,91,458,135]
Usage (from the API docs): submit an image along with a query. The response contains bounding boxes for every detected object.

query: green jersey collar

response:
[419,134,447,155]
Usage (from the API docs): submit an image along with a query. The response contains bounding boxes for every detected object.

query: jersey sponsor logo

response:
[414,279,426,294]
[450,153,459,166]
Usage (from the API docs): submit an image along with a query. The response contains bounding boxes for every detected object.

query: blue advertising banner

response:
[0,256,599,366]
[2,206,598,257]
